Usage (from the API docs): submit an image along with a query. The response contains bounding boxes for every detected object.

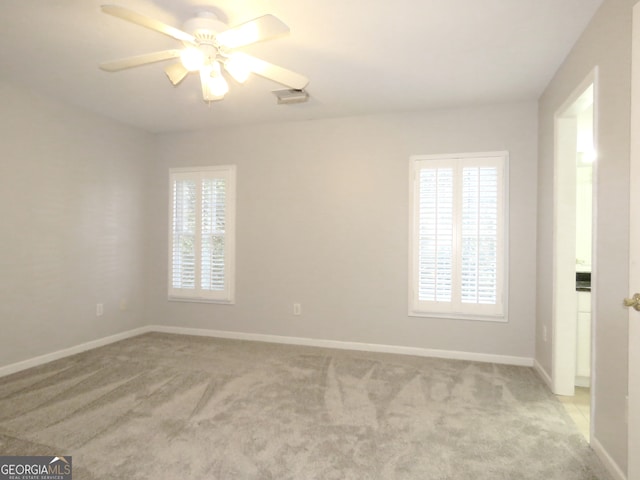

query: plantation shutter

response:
[417,165,454,303]
[201,178,226,292]
[460,165,499,306]
[411,153,506,320]
[171,178,197,290]
[169,166,235,303]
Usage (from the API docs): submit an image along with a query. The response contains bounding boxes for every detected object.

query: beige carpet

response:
[0,333,611,479]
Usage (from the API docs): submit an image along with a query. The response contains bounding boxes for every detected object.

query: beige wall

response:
[0,81,152,366]
[147,102,538,360]
[536,0,635,472]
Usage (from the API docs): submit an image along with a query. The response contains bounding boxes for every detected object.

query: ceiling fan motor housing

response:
[182,12,227,44]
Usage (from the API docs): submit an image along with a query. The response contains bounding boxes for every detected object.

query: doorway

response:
[627,4,640,476]
[552,71,597,442]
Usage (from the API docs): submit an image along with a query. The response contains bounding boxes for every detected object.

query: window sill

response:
[168,296,235,305]
[408,310,507,323]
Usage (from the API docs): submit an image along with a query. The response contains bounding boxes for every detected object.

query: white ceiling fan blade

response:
[216,14,289,49]
[101,5,196,44]
[164,62,190,86]
[100,49,182,71]
[228,53,309,89]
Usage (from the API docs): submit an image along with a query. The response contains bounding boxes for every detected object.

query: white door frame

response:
[552,70,598,397]
[627,4,640,477]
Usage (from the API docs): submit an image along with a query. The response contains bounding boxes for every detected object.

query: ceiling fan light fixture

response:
[100,6,309,104]
[208,74,229,97]
[180,47,205,71]
[199,63,228,101]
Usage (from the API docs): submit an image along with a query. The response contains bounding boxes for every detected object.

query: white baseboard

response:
[0,324,534,378]
[591,436,627,480]
[0,327,152,378]
[533,361,592,393]
[534,359,553,390]
[575,375,591,388]
[150,325,534,366]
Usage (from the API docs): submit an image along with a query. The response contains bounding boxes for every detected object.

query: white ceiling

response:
[0,0,603,133]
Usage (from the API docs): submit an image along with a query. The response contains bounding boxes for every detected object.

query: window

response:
[409,152,508,321]
[169,165,236,303]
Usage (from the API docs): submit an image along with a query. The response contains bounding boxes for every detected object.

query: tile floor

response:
[557,386,591,441]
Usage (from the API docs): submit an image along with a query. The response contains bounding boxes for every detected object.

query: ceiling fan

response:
[99,5,309,103]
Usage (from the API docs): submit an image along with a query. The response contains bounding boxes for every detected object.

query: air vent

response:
[272,89,309,104]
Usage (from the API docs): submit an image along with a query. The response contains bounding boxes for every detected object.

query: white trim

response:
[534,359,554,390]
[591,436,627,480]
[0,325,533,378]
[574,375,591,388]
[630,6,640,479]
[406,311,507,322]
[551,68,599,396]
[0,327,152,378]
[150,325,534,366]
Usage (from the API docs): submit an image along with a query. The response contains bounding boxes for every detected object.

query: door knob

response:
[624,293,640,311]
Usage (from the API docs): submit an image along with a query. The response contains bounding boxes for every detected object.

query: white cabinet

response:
[575,291,591,386]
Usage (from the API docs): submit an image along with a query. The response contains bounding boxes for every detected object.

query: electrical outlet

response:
[96,303,104,317]
[293,303,301,316]
[542,325,548,342]
[119,298,128,311]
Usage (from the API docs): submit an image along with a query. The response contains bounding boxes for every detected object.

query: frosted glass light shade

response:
[208,75,229,97]
[180,47,205,71]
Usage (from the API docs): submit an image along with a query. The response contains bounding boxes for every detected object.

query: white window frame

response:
[409,151,509,322]
[168,165,236,303]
